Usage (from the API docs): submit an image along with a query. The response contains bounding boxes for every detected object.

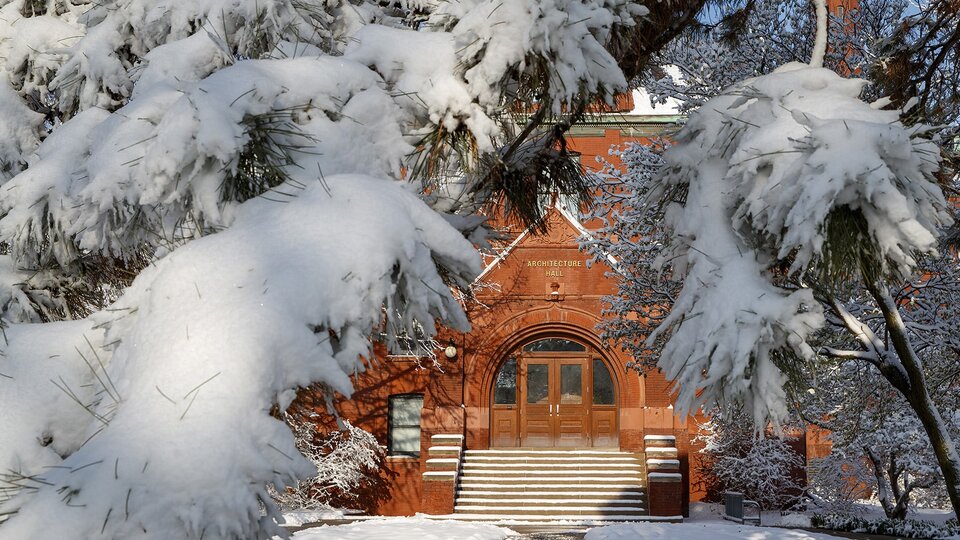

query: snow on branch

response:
[0,58,410,268]
[0,0,664,537]
[430,0,647,114]
[0,176,480,538]
[651,62,953,423]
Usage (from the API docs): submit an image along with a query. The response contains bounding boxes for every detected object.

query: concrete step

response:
[457,489,647,502]
[459,481,647,495]
[643,435,676,448]
[459,476,645,485]
[464,456,644,465]
[456,497,644,506]
[428,445,462,457]
[462,465,643,480]
[644,447,677,458]
[453,505,647,516]
[439,513,660,522]
[464,459,644,471]
[645,458,679,472]
[455,449,649,519]
[426,457,460,471]
[464,450,634,458]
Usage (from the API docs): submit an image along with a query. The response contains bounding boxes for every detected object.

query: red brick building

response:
[318,90,825,520]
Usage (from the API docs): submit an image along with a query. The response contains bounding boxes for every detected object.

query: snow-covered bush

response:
[803,325,960,517]
[695,409,805,510]
[808,454,874,514]
[815,405,956,516]
[811,513,960,539]
[269,417,391,514]
[583,138,678,374]
[642,0,912,113]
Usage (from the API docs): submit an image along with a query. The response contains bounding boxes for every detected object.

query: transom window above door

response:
[522,338,586,352]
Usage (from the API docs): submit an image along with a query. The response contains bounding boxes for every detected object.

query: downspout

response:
[460,333,467,445]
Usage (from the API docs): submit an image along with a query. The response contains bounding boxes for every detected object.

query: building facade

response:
[312,93,820,519]
[312,1,868,514]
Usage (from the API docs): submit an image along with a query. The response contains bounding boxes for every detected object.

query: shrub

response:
[811,513,960,539]
[269,415,395,514]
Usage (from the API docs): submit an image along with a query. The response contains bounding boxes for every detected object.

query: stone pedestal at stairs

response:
[422,434,464,515]
[644,435,683,518]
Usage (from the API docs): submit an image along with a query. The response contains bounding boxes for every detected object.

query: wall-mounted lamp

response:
[443,339,458,361]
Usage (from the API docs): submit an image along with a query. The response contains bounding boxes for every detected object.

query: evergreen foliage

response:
[588,0,960,517]
[0,0,731,537]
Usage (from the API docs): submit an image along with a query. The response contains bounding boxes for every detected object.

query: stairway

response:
[452,449,647,521]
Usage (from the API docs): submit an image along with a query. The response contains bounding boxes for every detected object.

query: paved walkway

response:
[514,533,585,540]
[283,521,589,537]
[506,526,914,540]
[788,527,915,540]
[509,527,587,539]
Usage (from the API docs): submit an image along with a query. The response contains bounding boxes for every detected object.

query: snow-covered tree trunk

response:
[861,277,960,517]
[600,8,960,520]
[864,447,936,520]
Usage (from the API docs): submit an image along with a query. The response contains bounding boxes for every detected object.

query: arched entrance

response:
[490,337,619,448]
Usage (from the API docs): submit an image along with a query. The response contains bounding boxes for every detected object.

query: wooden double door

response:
[490,340,619,448]
[519,357,592,447]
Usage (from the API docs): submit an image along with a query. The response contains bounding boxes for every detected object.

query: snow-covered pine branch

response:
[0,0,662,537]
[649,62,951,422]
[0,175,480,538]
[593,0,960,520]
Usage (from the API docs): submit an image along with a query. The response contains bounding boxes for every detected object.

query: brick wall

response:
[377,458,422,515]
[643,369,675,408]
[421,475,456,515]
[648,476,684,517]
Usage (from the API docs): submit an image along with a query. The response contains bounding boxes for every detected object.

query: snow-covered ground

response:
[689,501,957,527]
[688,501,811,527]
[282,509,346,527]
[281,503,958,539]
[584,522,841,540]
[836,503,957,525]
[283,518,846,540]
[286,518,514,539]
[280,509,845,540]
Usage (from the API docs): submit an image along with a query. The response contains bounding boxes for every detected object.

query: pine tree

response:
[0,0,732,537]
[589,0,960,517]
